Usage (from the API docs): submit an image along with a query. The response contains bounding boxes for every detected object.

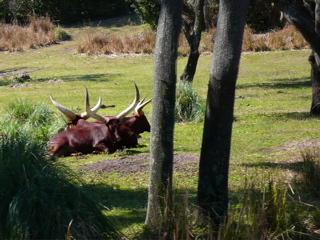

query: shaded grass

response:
[0,132,120,239]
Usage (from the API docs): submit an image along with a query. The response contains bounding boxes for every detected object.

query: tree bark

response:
[281,0,320,55]
[180,0,205,83]
[281,0,320,115]
[180,49,200,82]
[197,0,249,227]
[145,0,182,233]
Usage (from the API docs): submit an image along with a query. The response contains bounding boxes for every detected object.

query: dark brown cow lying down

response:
[50,82,152,151]
[49,88,121,156]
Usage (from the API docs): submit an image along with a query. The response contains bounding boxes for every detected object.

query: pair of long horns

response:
[85,87,110,123]
[50,82,150,121]
[50,95,102,120]
[135,97,152,116]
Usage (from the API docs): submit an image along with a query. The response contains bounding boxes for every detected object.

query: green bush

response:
[301,149,320,196]
[0,133,120,239]
[55,26,72,41]
[175,82,205,123]
[1,98,66,142]
[0,99,121,239]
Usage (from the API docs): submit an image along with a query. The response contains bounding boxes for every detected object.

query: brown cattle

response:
[49,88,121,156]
[50,82,151,149]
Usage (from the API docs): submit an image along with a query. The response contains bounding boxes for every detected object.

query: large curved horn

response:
[135,97,152,115]
[116,82,140,119]
[50,95,77,120]
[50,94,102,120]
[85,87,110,123]
[80,96,102,119]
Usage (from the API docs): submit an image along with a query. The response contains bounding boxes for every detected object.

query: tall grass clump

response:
[217,178,311,239]
[1,98,65,142]
[300,148,320,196]
[78,29,156,55]
[0,133,120,239]
[55,26,72,41]
[175,82,205,122]
[156,177,315,239]
[242,23,309,52]
[0,14,57,51]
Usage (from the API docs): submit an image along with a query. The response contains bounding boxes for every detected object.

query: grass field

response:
[1,15,319,238]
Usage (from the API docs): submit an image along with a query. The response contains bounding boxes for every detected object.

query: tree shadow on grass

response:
[238,161,304,174]
[88,182,147,229]
[67,13,141,29]
[259,111,312,120]
[38,73,124,83]
[237,77,310,90]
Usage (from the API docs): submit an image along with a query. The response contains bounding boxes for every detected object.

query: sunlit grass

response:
[0,17,319,237]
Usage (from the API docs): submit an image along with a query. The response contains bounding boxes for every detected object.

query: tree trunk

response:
[180,49,200,82]
[203,0,211,32]
[281,0,320,115]
[197,0,249,227]
[311,0,320,115]
[180,0,204,83]
[145,0,182,234]
[310,51,320,114]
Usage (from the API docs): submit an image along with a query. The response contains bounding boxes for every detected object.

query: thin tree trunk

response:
[197,0,249,227]
[203,0,211,32]
[145,0,182,233]
[180,0,204,83]
[180,49,200,82]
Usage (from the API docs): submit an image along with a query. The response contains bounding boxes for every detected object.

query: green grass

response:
[0,17,319,237]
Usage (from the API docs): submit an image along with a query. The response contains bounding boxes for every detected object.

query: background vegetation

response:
[0,12,319,239]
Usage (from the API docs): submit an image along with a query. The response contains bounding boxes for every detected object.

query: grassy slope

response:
[0,15,317,234]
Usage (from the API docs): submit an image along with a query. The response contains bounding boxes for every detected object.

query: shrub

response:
[0,99,120,239]
[0,133,119,239]
[0,15,57,51]
[175,82,205,123]
[300,148,320,196]
[1,99,66,142]
[55,26,72,41]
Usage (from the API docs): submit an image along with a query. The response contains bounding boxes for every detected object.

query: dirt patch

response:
[260,138,320,152]
[81,138,320,174]
[80,153,199,174]
[0,69,38,77]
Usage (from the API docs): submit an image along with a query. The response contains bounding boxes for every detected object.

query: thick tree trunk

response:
[281,0,320,115]
[197,0,249,227]
[311,1,320,115]
[145,0,182,233]
[309,51,320,114]
[281,0,320,55]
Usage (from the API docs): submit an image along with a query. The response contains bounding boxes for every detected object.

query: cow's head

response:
[122,97,152,134]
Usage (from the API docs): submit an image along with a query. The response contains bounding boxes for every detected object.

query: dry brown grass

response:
[78,29,156,55]
[79,23,309,56]
[0,15,56,51]
[0,16,309,55]
[242,23,309,52]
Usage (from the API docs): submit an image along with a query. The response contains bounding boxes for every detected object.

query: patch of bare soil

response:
[81,138,320,175]
[80,153,199,174]
[0,69,38,76]
[261,138,320,152]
